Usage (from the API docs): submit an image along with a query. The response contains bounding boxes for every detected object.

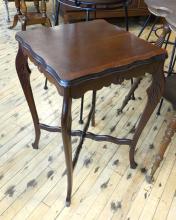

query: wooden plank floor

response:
[1,3,176,220]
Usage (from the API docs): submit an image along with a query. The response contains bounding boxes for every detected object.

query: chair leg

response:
[130,78,135,100]
[44,77,48,90]
[117,78,142,115]
[86,10,90,21]
[91,91,96,127]
[123,1,129,31]
[8,14,18,29]
[146,114,176,183]
[54,0,60,26]
[156,98,164,116]
[138,13,153,37]
[4,0,10,22]
[79,96,84,124]
[146,16,160,41]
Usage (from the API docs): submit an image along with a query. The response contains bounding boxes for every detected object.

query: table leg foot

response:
[91,91,96,127]
[65,197,71,207]
[129,146,138,169]
[32,133,40,149]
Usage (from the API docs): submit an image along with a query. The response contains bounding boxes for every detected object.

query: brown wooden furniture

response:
[4,0,35,22]
[142,0,176,182]
[9,0,51,30]
[15,19,166,205]
[59,0,149,21]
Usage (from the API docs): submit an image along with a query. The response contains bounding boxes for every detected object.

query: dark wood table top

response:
[16,20,166,86]
[145,0,176,32]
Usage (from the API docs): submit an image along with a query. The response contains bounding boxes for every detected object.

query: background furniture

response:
[15,19,166,205]
[9,0,51,30]
[142,0,176,182]
[59,0,149,22]
[118,0,176,115]
[4,0,38,22]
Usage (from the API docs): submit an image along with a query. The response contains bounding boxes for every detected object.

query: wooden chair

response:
[9,0,51,30]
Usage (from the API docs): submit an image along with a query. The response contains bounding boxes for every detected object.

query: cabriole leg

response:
[129,62,165,169]
[15,46,41,149]
[61,89,73,206]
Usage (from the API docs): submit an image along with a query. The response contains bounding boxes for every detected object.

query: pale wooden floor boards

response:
[0,2,176,220]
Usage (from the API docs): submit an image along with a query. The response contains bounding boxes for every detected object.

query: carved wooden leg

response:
[61,89,73,207]
[9,14,18,29]
[129,62,165,169]
[146,114,176,183]
[16,46,41,149]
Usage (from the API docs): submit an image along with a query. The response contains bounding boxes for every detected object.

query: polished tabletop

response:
[16,19,165,84]
[145,0,176,32]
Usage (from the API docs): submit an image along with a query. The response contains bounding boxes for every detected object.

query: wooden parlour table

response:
[15,19,166,205]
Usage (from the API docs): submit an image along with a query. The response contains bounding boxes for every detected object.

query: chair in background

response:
[117,13,176,115]
[9,0,51,30]
[54,0,131,28]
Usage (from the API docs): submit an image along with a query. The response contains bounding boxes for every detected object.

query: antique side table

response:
[15,19,166,205]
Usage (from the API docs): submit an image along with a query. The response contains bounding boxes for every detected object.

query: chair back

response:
[59,0,132,11]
